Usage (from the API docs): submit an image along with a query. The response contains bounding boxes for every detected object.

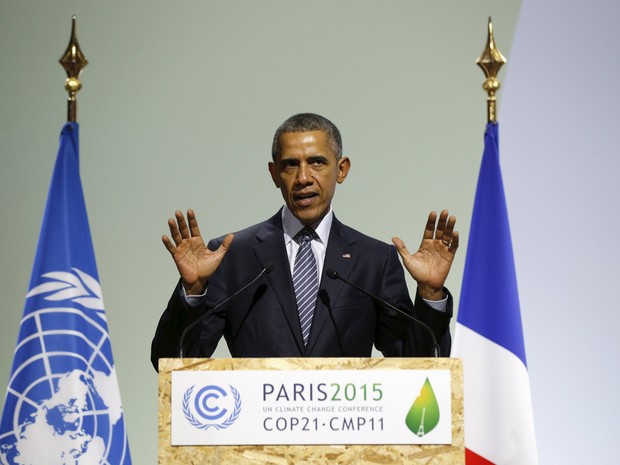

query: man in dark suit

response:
[151,113,459,370]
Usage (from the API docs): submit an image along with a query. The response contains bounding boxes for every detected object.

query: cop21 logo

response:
[405,377,441,437]
[182,385,242,430]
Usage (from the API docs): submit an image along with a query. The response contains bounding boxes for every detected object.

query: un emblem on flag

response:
[0,269,131,465]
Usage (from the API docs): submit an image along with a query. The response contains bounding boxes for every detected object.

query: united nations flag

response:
[0,123,132,465]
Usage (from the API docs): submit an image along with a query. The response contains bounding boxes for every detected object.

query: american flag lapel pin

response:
[342,252,351,259]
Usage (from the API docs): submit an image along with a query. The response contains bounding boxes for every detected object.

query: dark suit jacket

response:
[151,211,452,370]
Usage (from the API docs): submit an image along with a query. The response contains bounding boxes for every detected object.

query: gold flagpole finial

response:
[59,16,88,123]
[476,17,506,123]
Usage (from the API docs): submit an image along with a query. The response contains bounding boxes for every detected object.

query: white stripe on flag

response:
[454,323,538,465]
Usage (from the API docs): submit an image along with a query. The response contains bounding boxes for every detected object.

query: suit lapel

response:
[253,212,305,353]
[305,216,359,353]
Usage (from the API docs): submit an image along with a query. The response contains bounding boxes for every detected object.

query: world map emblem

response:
[0,268,131,465]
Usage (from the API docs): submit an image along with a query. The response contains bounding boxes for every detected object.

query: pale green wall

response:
[0,2,521,463]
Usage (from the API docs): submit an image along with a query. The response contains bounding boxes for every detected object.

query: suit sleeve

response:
[150,238,228,371]
[150,281,206,371]
[374,245,453,357]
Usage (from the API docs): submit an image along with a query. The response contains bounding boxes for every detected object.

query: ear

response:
[268,161,280,188]
[337,157,351,184]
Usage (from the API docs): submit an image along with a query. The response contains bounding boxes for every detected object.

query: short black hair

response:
[271,113,343,160]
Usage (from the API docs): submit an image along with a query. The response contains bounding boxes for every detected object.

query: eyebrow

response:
[278,154,329,167]
[307,155,329,162]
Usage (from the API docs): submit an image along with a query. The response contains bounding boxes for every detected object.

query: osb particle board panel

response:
[158,358,464,465]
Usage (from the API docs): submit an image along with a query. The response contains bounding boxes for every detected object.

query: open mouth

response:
[293,192,318,207]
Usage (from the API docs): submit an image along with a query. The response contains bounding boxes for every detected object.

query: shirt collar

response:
[282,205,333,246]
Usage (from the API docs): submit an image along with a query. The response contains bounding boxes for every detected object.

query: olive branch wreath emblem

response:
[182,385,242,430]
[26,268,105,317]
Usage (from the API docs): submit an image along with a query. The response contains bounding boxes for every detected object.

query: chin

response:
[289,203,328,225]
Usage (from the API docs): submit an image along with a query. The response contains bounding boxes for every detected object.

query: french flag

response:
[453,123,538,465]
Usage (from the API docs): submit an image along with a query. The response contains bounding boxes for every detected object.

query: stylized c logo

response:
[194,385,228,420]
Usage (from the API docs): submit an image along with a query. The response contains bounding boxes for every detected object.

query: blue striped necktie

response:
[293,227,319,346]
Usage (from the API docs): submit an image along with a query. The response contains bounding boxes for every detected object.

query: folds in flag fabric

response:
[0,123,132,465]
[453,123,538,465]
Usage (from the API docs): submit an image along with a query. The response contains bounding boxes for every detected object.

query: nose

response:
[295,163,312,185]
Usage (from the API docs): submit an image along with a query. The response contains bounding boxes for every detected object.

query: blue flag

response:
[0,123,132,465]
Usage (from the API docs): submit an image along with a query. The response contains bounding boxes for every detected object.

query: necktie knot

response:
[296,227,315,243]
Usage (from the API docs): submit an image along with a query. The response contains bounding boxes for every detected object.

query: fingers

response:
[422,211,438,240]
[391,236,410,259]
[165,211,184,247]
[215,233,235,258]
[448,230,459,253]
[433,210,448,239]
[187,209,202,238]
[162,235,176,255]
[422,210,458,250]
[166,209,202,246]
[163,215,182,256]
[163,209,201,256]
[175,210,191,242]
[434,210,457,250]
[435,210,449,241]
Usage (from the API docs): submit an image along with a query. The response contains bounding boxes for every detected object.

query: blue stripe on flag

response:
[457,123,527,366]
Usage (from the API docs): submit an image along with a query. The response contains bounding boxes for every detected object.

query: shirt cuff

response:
[422,295,448,312]
[181,284,207,307]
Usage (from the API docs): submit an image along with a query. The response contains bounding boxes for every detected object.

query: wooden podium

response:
[158,357,463,464]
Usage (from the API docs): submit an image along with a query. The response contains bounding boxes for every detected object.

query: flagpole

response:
[0,19,133,464]
[59,16,88,123]
[476,17,506,123]
[452,19,539,464]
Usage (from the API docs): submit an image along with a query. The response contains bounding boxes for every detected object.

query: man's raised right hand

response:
[162,209,234,295]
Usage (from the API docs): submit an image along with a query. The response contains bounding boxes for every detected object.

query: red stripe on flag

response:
[466,448,495,465]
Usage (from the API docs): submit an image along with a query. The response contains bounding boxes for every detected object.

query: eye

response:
[308,157,328,166]
[279,159,298,172]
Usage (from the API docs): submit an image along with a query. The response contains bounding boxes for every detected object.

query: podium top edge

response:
[158,357,463,374]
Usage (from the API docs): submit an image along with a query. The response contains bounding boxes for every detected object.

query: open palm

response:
[392,210,459,300]
[162,209,233,295]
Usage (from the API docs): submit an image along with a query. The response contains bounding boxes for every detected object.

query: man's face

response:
[268,130,350,226]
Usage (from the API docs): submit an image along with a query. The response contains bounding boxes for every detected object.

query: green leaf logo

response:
[405,377,440,436]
